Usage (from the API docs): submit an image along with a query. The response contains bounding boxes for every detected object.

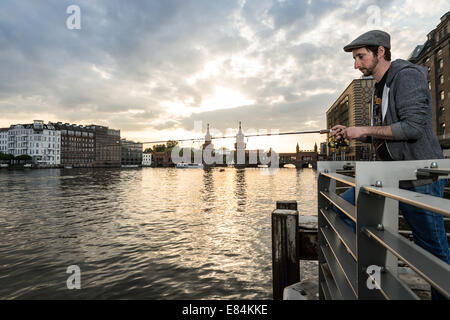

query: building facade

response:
[87,125,121,167]
[326,78,375,161]
[52,122,95,167]
[320,142,327,156]
[152,151,172,167]
[142,153,152,166]
[409,11,450,156]
[121,139,143,166]
[8,120,61,165]
[0,129,8,153]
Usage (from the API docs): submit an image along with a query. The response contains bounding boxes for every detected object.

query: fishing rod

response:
[141,129,335,145]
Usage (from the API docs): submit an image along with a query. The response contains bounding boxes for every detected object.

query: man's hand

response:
[341,127,368,140]
[331,125,368,141]
[330,125,346,139]
[330,125,394,141]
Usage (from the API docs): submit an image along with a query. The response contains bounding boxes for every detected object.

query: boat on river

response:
[176,163,204,169]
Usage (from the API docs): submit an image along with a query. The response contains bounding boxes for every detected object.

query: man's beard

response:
[360,56,379,76]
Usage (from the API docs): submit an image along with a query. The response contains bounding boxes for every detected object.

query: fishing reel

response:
[328,138,349,149]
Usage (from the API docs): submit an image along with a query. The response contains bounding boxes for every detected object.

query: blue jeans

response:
[335,179,449,300]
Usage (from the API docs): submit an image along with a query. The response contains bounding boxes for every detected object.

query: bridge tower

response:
[202,124,215,166]
[234,121,247,167]
[202,123,213,150]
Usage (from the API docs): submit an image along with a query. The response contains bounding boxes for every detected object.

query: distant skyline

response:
[0,1,449,152]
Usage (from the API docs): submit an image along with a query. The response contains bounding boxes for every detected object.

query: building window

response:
[441,91,445,101]
[439,59,444,69]
[440,107,445,116]
[429,82,432,90]
[438,49,442,56]
[440,75,444,85]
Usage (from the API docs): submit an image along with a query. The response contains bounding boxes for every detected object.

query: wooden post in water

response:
[272,200,299,300]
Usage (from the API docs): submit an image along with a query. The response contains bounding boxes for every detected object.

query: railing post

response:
[272,200,299,300]
[356,162,399,299]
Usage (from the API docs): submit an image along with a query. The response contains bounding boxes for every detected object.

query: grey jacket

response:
[379,59,443,161]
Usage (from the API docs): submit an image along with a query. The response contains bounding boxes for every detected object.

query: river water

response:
[0,167,318,299]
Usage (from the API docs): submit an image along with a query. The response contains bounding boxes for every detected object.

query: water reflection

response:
[0,167,318,299]
[234,169,247,211]
[202,168,215,207]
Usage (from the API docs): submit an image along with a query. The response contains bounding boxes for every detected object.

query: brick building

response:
[326,77,375,161]
[152,151,173,167]
[409,11,450,156]
[52,122,95,167]
[86,125,121,167]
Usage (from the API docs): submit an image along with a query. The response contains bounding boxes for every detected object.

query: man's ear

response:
[378,46,385,59]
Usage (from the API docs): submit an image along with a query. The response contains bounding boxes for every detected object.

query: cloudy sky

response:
[0,0,449,152]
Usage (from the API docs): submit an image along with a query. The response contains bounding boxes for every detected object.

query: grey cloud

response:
[0,0,441,140]
[151,119,181,131]
[0,0,245,112]
[178,91,336,133]
[267,0,309,28]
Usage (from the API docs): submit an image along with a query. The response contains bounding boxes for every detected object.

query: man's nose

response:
[354,60,361,69]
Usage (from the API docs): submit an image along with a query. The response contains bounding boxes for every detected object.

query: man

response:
[331,30,449,300]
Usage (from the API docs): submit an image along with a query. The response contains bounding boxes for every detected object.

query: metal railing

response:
[317,160,450,300]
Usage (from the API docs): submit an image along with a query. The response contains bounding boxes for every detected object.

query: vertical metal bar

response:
[317,162,330,299]
[317,161,349,299]
[356,161,400,299]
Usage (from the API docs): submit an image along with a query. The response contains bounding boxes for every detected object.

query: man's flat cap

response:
[343,30,390,52]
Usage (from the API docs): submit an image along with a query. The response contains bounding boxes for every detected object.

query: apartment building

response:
[0,129,8,153]
[8,120,61,165]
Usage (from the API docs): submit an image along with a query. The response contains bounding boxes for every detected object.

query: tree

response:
[166,140,179,155]
[0,153,14,163]
[15,155,32,161]
[14,155,33,164]
[153,144,166,153]
[144,148,153,154]
[166,140,179,149]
